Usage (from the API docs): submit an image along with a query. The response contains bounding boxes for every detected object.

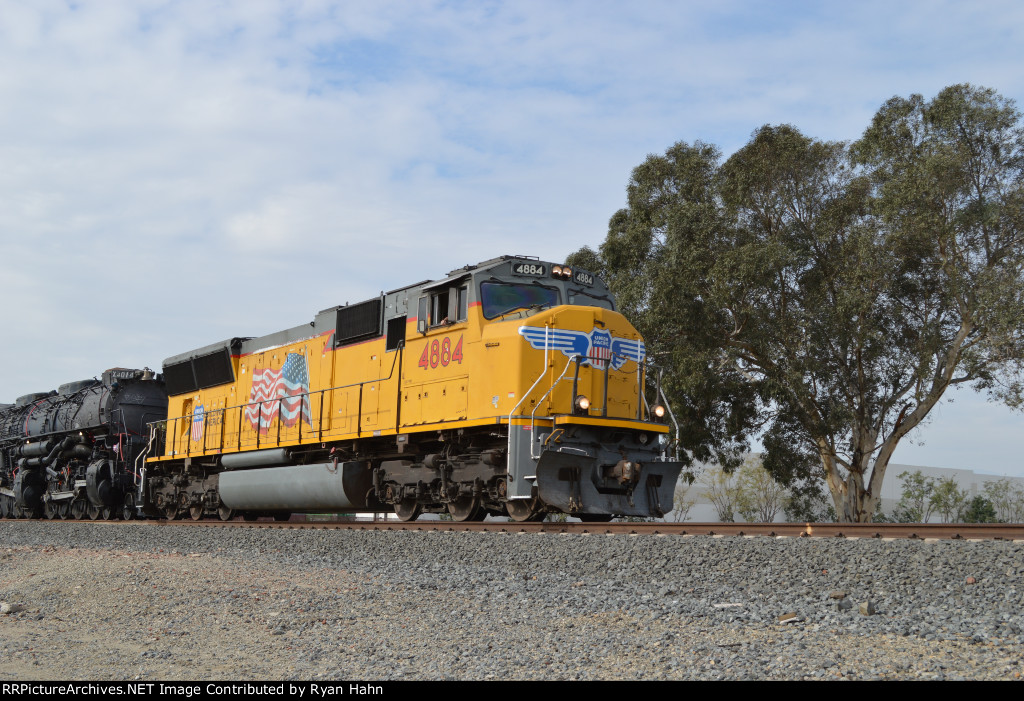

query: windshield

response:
[481,282,560,319]
[568,288,615,311]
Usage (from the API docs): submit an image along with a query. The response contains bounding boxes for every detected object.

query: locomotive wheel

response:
[122,494,136,521]
[217,505,235,521]
[0,497,8,519]
[70,497,88,520]
[163,503,179,520]
[505,498,544,522]
[88,503,101,520]
[189,504,204,521]
[44,501,58,520]
[58,501,71,520]
[100,506,114,520]
[447,495,485,522]
[394,499,421,522]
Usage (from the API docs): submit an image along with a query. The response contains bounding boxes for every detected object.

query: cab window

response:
[432,289,450,325]
[480,282,560,319]
[418,284,469,328]
[568,288,615,311]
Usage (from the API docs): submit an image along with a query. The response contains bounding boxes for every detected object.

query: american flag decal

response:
[244,353,312,435]
[191,404,205,442]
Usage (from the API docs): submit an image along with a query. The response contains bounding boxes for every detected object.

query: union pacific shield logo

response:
[589,328,612,370]
[518,326,645,370]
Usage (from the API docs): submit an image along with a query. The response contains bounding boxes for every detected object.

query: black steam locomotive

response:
[0,368,166,519]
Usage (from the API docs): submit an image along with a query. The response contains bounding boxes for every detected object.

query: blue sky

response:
[1,0,1022,476]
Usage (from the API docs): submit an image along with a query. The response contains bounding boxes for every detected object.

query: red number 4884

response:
[419,335,464,369]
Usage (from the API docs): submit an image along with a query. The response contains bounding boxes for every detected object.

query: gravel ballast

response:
[0,522,1022,680]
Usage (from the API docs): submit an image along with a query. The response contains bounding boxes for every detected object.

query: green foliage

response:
[784,479,833,522]
[565,246,605,280]
[982,478,1024,522]
[574,84,1024,522]
[699,455,796,522]
[890,472,969,523]
[894,470,937,523]
[699,465,740,522]
[962,495,998,523]
[734,454,790,522]
[666,478,697,522]
[872,501,895,523]
[931,477,969,523]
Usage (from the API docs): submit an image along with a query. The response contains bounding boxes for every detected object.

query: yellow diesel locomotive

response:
[141,256,683,521]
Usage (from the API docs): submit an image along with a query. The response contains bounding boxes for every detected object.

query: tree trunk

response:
[820,451,880,522]
[839,473,878,522]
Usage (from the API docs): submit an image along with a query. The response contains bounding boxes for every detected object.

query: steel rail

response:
[8,518,1024,540]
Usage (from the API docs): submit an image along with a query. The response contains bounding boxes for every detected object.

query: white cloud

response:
[0,0,1022,471]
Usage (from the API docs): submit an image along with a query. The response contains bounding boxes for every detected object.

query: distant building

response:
[679,461,1024,523]
[877,463,1024,521]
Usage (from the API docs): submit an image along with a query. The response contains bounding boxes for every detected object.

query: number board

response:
[511,261,547,277]
[573,270,595,286]
[109,370,139,380]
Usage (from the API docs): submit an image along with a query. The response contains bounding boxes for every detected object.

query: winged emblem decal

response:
[518,326,645,370]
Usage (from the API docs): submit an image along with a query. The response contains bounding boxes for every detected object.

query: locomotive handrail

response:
[656,383,681,462]
[158,349,403,458]
[132,424,160,515]
[133,425,157,485]
[528,355,583,461]
[641,373,681,462]
[505,345,572,498]
[528,347,636,461]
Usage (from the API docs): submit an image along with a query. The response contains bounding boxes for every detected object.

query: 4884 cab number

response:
[418,335,464,369]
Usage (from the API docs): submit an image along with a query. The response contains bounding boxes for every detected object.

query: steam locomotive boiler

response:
[0,368,167,519]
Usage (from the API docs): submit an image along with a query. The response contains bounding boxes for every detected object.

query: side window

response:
[418,297,429,327]
[385,316,407,351]
[417,283,468,333]
[431,289,450,326]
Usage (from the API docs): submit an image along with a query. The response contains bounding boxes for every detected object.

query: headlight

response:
[574,395,591,414]
[652,404,666,419]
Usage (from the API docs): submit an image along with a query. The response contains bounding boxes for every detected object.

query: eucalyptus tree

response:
[572,85,1024,521]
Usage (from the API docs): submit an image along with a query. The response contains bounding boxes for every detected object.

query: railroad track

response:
[5,517,1023,540]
